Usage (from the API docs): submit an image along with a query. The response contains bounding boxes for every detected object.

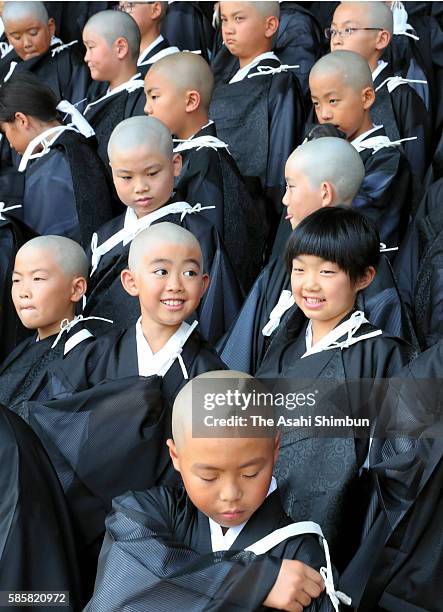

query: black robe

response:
[83,79,146,168]
[0,324,97,411]
[137,35,177,78]
[353,125,415,249]
[161,1,214,62]
[0,214,35,363]
[85,485,333,611]
[209,55,306,231]
[218,253,418,375]
[174,122,268,293]
[255,309,411,570]
[14,375,177,599]
[372,63,432,182]
[0,404,83,610]
[0,129,115,248]
[84,205,242,344]
[0,41,90,105]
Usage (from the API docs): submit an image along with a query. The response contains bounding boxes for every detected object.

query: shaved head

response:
[2,1,48,25]
[108,115,173,162]
[336,1,393,35]
[246,1,280,18]
[17,236,88,279]
[128,222,203,272]
[310,50,373,92]
[173,370,270,450]
[84,9,141,61]
[149,52,214,109]
[288,137,364,204]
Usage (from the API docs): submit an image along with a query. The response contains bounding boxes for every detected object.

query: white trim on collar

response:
[229,51,280,83]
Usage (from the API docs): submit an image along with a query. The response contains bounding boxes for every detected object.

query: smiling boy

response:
[84,115,242,344]
[86,371,340,612]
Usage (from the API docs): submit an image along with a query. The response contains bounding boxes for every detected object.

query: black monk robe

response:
[85,485,334,611]
[0,404,82,611]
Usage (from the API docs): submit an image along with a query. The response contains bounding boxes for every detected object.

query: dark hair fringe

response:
[284,206,380,283]
[0,73,60,124]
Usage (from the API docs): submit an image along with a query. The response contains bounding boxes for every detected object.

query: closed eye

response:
[200,476,216,482]
[292,267,304,273]
[243,472,258,478]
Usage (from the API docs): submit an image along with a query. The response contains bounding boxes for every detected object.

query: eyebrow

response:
[312,89,340,98]
[12,268,49,275]
[193,458,265,470]
[150,258,201,267]
[116,164,161,173]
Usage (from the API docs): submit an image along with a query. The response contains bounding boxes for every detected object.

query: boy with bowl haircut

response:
[82,9,146,167]
[0,1,89,105]
[86,371,341,612]
[309,50,414,250]
[144,50,267,292]
[118,1,178,77]
[328,1,431,182]
[0,235,96,410]
[48,223,226,403]
[84,115,242,344]
[209,1,306,234]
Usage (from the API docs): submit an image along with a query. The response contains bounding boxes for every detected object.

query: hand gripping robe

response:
[0,403,82,610]
[0,212,35,362]
[256,309,411,570]
[14,375,176,600]
[84,202,242,344]
[82,74,146,168]
[85,482,337,611]
[0,126,114,248]
[173,121,268,293]
[209,53,306,229]
[218,253,417,375]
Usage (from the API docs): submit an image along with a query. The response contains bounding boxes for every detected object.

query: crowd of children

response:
[0,1,442,611]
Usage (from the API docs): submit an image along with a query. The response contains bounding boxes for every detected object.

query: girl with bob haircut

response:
[0,72,113,247]
[257,206,412,572]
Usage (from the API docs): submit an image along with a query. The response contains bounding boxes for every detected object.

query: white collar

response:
[209,477,277,552]
[391,0,420,40]
[372,60,388,82]
[135,318,197,377]
[229,51,280,83]
[138,34,164,64]
[302,311,382,358]
[84,73,144,114]
[351,124,384,152]
[18,125,78,172]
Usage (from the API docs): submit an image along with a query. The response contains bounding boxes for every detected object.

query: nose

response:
[134,177,149,193]
[23,35,33,49]
[219,479,242,503]
[166,270,184,292]
[223,21,235,36]
[303,272,321,292]
[282,187,289,206]
[18,282,31,299]
[144,97,153,115]
[84,48,91,62]
[320,105,333,122]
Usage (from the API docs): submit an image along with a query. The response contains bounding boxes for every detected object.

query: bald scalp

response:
[128,222,203,272]
[310,50,374,92]
[3,1,48,26]
[108,115,173,162]
[84,9,141,61]
[336,1,393,36]
[289,137,365,204]
[18,236,88,279]
[246,1,280,18]
[149,52,214,110]
[172,371,264,450]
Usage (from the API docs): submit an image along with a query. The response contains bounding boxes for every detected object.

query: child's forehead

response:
[15,246,61,271]
[111,145,170,167]
[141,240,202,265]
[5,16,47,31]
[183,435,274,464]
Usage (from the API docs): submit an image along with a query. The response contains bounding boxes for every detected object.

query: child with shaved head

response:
[309,50,414,250]
[87,370,340,612]
[210,1,306,236]
[0,1,89,105]
[84,115,241,344]
[0,235,95,410]
[82,9,146,167]
[48,223,226,405]
[144,50,267,292]
[328,1,431,181]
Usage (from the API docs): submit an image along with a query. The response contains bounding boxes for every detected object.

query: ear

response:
[264,15,279,39]
[14,111,30,128]
[115,36,130,60]
[70,276,87,303]
[320,181,334,206]
[185,89,201,113]
[166,438,181,472]
[375,29,391,51]
[200,273,210,298]
[172,152,182,177]
[355,266,376,292]
[120,268,140,296]
[47,17,56,38]
[362,86,376,111]
[151,1,163,21]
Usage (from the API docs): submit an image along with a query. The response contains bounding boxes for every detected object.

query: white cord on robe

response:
[56,100,95,138]
[375,75,427,94]
[173,135,230,153]
[51,315,114,348]
[179,202,216,221]
[18,125,78,172]
[391,0,420,40]
[3,60,17,82]
[0,41,12,58]
[51,40,78,57]
[352,134,417,155]
[84,74,145,115]
[248,63,300,78]
[380,242,399,252]
[262,290,295,337]
[0,202,21,220]
[156,320,199,379]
